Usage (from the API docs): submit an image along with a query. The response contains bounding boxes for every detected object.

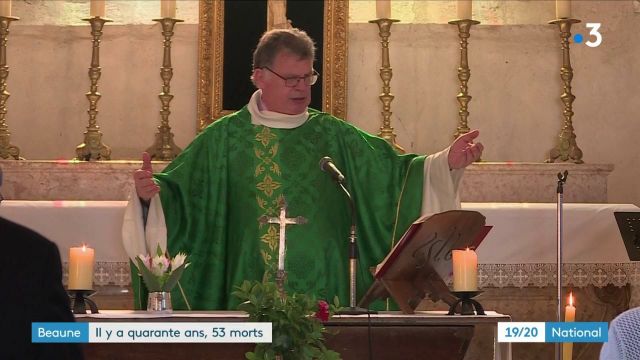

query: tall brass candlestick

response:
[448,19,480,140]
[146,18,183,161]
[369,18,404,154]
[547,18,583,164]
[76,16,112,161]
[0,15,22,160]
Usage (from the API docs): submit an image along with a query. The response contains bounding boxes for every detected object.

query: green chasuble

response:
[136,107,425,310]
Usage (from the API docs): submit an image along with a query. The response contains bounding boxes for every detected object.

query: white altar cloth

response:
[0,200,128,262]
[1,200,638,287]
[464,202,639,264]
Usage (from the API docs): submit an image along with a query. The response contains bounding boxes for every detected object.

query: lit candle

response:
[68,245,95,290]
[556,0,571,19]
[90,0,105,18]
[376,0,391,19]
[562,292,576,360]
[0,0,11,17]
[457,0,472,20]
[452,248,478,291]
[161,0,176,19]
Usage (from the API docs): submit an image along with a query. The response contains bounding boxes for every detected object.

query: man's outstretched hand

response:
[133,152,160,201]
[448,130,484,170]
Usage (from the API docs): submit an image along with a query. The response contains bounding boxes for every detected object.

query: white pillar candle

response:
[562,292,576,360]
[161,0,176,19]
[68,245,95,290]
[457,0,472,20]
[556,0,571,19]
[376,0,390,19]
[0,0,11,17]
[90,0,105,18]
[452,248,478,291]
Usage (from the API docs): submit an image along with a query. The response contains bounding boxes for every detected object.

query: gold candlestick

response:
[369,18,404,154]
[146,18,183,161]
[547,18,583,164]
[448,19,480,140]
[76,16,112,161]
[0,16,22,160]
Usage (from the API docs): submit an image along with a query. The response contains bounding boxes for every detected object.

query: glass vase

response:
[147,291,172,313]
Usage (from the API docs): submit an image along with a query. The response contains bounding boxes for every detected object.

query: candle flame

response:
[81,244,87,251]
[568,292,574,307]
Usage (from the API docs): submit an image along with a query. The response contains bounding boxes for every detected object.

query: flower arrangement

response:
[134,245,190,293]
[233,280,341,360]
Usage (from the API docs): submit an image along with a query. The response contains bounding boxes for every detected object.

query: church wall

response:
[3,1,638,206]
[347,1,640,206]
[7,23,199,160]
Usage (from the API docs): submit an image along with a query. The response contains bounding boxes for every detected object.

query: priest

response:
[123,28,483,310]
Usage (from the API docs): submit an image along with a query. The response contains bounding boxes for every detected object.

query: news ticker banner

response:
[33,322,272,343]
[497,322,608,343]
[33,321,608,344]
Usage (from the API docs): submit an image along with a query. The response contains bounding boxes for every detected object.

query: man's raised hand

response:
[448,130,484,170]
[133,152,160,201]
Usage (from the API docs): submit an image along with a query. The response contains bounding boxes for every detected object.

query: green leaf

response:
[161,262,188,291]
[134,256,161,292]
[234,280,342,360]
[156,244,164,257]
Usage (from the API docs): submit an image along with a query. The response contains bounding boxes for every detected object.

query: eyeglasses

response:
[261,66,319,87]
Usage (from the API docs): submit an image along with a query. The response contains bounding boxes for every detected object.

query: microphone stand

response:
[336,182,373,315]
[555,170,568,360]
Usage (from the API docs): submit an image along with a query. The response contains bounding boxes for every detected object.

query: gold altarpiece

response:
[196,0,348,132]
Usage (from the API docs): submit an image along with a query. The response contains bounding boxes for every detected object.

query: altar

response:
[1,200,636,289]
[1,199,637,359]
[75,310,512,360]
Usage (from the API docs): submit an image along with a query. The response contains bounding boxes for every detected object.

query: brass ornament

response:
[369,18,404,154]
[448,19,480,141]
[75,16,112,161]
[0,15,22,160]
[146,18,184,161]
[547,18,583,164]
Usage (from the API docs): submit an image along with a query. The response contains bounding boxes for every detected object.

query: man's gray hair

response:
[252,28,316,70]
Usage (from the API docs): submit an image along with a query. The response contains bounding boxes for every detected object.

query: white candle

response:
[68,245,95,290]
[556,0,571,19]
[452,248,478,291]
[0,0,11,17]
[376,0,391,19]
[161,0,176,19]
[457,0,472,20]
[90,0,105,18]
[562,292,576,360]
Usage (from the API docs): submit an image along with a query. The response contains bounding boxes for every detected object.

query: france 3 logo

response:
[573,23,602,48]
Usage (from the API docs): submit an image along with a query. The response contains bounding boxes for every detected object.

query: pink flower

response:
[314,300,330,322]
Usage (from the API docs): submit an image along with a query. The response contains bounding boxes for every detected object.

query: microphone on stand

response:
[319,156,353,225]
[319,156,345,183]
[319,156,372,315]
[555,170,568,360]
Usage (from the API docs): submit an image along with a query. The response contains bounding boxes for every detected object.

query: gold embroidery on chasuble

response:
[254,127,284,280]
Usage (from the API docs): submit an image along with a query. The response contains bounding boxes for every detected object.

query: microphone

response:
[319,156,345,183]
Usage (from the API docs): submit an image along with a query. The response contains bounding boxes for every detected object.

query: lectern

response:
[360,210,488,314]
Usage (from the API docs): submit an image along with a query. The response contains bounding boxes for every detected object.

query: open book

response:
[359,210,491,314]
